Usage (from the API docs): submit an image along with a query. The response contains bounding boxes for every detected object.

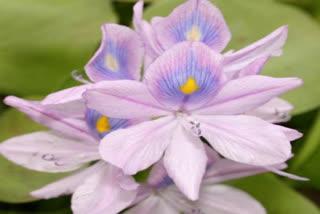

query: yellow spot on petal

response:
[96,116,111,133]
[180,78,200,95]
[186,26,201,41]
[105,54,119,72]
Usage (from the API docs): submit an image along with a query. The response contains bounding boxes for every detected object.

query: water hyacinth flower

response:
[0,23,145,214]
[125,149,286,214]
[84,41,303,200]
[134,0,295,123]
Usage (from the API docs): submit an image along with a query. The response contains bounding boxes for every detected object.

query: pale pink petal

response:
[126,195,178,214]
[83,80,171,119]
[194,185,266,214]
[204,159,286,184]
[133,0,164,63]
[144,42,223,111]
[0,131,99,173]
[265,166,309,181]
[164,125,207,200]
[246,98,294,123]
[195,115,292,166]
[4,96,95,142]
[99,116,177,174]
[85,24,143,82]
[161,184,265,214]
[42,84,91,106]
[147,160,172,188]
[224,26,288,73]
[223,56,270,81]
[275,125,303,141]
[154,0,231,52]
[71,164,138,214]
[192,75,302,115]
[31,161,104,199]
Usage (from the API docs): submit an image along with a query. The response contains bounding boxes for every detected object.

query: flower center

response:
[186,26,202,41]
[96,116,111,133]
[105,54,119,72]
[180,77,200,95]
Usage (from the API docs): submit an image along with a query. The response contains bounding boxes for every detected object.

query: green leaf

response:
[227,174,320,214]
[0,0,116,96]
[0,107,70,203]
[144,0,320,115]
[288,110,320,190]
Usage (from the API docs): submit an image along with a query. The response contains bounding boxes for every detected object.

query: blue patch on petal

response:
[156,51,220,108]
[156,175,174,188]
[170,12,219,46]
[91,40,133,80]
[85,109,131,139]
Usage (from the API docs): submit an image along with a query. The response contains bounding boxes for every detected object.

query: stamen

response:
[185,119,202,137]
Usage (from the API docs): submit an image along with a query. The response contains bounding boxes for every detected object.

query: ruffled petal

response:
[144,42,223,110]
[195,115,292,166]
[224,26,288,74]
[4,96,95,142]
[0,131,99,173]
[85,24,143,82]
[71,164,138,214]
[84,80,171,119]
[99,116,177,174]
[193,75,302,115]
[164,125,207,200]
[31,161,104,199]
[246,98,293,123]
[154,0,231,52]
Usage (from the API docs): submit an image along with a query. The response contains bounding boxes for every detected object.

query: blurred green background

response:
[0,0,319,213]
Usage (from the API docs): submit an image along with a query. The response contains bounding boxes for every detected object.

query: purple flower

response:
[0,23,144,214]
[84,41,303,200]
[125,148,284,214]
[134,0,293,123]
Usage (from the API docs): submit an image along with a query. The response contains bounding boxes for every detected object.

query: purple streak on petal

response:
[83,80,171,119]
[192,75,303,115]
[145,42,223,110]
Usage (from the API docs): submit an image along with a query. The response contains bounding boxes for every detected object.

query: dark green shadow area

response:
[0,196,71,214]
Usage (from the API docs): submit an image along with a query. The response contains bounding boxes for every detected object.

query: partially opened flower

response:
[0,23,144,214]
[84,41,303,200]
[124,149,286,214]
